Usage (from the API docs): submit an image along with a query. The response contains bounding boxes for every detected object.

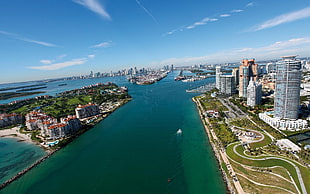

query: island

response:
[0,82,131,189]
[127,70,168,85]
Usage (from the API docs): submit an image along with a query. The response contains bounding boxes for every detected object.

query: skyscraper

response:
[220,75,235,96]
[239,59,258,98]
[247,78,262,107]
[216,66,222,90]
[232,68,239,86]
[274,56,302,119]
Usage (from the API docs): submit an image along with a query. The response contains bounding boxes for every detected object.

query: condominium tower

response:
[247,78,262,107]
[239,59,258,98]
[274,56,302,119]
[216,66,222,90]
[220,75,235,96]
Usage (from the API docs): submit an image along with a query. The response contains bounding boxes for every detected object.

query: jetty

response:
[0,148,59,190]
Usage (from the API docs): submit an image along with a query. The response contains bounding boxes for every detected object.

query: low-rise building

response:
[205,110,219,118]
[259,112,308,131]
[276,139,301,152]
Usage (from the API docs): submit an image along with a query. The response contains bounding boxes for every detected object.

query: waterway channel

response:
[1,71,225,194]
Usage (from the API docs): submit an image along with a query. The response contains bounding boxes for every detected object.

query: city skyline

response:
[1,0,310,83]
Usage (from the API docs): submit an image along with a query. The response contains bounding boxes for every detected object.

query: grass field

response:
[226,142,305,192]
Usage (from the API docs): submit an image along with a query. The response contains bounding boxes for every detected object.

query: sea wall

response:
[192,97,234,194]
[0,148,59,190]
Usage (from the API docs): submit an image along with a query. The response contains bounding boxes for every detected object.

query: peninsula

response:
[193,90,310,193]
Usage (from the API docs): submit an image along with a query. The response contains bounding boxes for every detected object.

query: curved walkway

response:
[229,142,306,194]
[224,104,307,194]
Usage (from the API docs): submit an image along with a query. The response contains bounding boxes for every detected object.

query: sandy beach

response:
[0,127,33,143]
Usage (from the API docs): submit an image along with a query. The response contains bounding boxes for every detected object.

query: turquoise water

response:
[1,72,225,193]
[0,138,46,185]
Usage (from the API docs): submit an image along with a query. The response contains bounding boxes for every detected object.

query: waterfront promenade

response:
[193,97,244,194]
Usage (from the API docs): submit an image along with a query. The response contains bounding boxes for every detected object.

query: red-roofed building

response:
[25,111,81,140]
[0,113,23,128]
[75,103,100,119]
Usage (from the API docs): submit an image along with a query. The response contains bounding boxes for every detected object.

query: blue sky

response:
[1,0,310,83]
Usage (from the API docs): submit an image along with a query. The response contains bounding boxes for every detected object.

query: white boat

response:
[177,129,182,134]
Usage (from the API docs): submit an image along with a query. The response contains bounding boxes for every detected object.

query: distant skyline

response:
[1,0,310,83]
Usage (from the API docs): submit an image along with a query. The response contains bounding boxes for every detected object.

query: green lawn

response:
[249,133,272,149]
[230,118,261,131]
[226,143,304,192]
[221,162,229,175]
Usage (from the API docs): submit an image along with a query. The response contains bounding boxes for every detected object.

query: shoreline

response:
[0,127,48,147]
[0,127,52,153]
[0,98,131,191]
[192,97,235,194]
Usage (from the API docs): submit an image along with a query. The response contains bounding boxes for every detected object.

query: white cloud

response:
[253,6,310,31]
[246,2,254,7]
[231,9,243,13]
[73,0,111,20]
[164,8,243,36]
[220,14,231,17]
[57,54,67,59]
[135,0,158,24]
[156,37,310,65]
[29,58,87,70]
[88,54,95,58]
[0,30,57,47]
[185,17,218,30]
[90,41,111,48]
[40,54,67,65]
[19,38,57,47]
[40,60,53,65]
[0,30,12,36]
[202,17,218,22]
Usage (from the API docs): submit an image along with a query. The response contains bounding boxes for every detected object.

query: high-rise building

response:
[274,56,302,119]
[239,59,258,98]
[266,63,276,74]
[220,75,235,96]
[216,66,222,90]
[232,68,239,86]
[247,78,262,107]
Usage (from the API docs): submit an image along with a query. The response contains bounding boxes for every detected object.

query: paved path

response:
[231,143,306,194]
[193,97,245,194]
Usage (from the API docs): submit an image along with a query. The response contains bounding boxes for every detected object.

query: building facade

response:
[247,78,262,107]
[220,75,235,96]
[274,56,302,119]
[232,68,239,86]
[216,66,222,90]
[0,113,23,128]
[25,111,81,140]
[259,112,307,130]
[75,103,100,119]
[239,59,258,98]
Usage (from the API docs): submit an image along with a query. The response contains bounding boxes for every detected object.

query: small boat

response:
[177,129,182,134]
